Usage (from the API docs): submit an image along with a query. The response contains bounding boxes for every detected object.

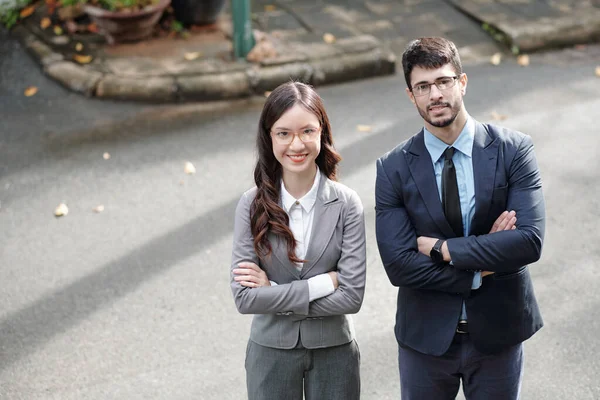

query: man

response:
[375,37,545,399]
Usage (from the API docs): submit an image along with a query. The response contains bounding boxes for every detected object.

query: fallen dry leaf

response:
[491,111,508,121]
[20,5,35,18]
[53,25,63,35]
[65,20,78,34]
[75,42,83,52]
[87,23,98,33]
[54,203,69,217]
[73,54,92,64]
[92,204,104,213]
[24,86,38,97]
[517,54,530,66]
[490,53,502,66]
[323,33,336,44]
[103,152,110,160]
[357,125,372,132]
[40,17,51,29]
[184,161,196,175]
[595,66,600,77]
[184,51,202,61]
[264,4,276,11]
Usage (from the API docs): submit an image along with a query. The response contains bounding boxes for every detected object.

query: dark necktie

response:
[442,147,464,237]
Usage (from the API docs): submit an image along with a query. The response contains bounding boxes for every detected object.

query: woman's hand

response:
[233,262,271,288]
[327,271,339,289]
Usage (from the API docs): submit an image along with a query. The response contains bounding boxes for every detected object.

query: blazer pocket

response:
[493,266,527,280]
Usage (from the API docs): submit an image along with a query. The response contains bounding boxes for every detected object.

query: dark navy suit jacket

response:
[375,121,545,355]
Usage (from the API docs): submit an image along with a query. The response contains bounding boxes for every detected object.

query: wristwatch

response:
[430,239,445,263]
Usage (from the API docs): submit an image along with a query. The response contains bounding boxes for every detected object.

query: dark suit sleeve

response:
[375,157,473,295]
[446,135,545,272]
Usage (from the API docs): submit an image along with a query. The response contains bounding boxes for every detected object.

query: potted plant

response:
[83,0,170,44]
[170,0,224,26]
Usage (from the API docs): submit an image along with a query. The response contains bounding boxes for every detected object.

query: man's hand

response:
[233,262,271,288]
[417,236,438,258]
[490,210,517,233]
[482,211,518,277]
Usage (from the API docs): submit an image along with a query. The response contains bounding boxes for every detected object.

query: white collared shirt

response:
[281,170,320,265]
[274,168,334,302]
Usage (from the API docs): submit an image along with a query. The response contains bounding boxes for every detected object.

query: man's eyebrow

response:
[413,76,453,86]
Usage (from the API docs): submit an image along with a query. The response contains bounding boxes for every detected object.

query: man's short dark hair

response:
[402,37,463,90]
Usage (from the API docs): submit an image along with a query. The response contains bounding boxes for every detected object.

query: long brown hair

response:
[250,81,341,263]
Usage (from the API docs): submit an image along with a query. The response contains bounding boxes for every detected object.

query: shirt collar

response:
[424,115,475,163]
[281,167,321,213]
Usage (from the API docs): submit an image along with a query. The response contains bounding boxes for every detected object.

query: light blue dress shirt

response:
[424,116,481,320]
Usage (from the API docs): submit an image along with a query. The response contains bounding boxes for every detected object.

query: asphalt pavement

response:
[2,28,600,399]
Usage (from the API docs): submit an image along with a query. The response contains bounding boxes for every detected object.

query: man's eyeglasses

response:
[411,75,460,97]
[271,128,321,145]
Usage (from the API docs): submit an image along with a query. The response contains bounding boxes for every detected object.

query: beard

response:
[417,100,461,128]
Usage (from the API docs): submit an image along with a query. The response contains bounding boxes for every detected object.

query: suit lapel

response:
[406,130,456,238]
[470,122,499,235]
[301,176,342,278]
[270,232,302,279]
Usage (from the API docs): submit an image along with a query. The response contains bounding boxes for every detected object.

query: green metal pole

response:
[232,0,255,60]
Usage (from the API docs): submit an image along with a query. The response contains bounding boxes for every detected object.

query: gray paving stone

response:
[248,63,314,94]
[104,58,168,78]
[177,71,251,101]
[311,48,395,85]
[96,75,177,102]
[296,42,343,60]
[334,35,381,54]
[45,62,103,96]
[22,34,64,66]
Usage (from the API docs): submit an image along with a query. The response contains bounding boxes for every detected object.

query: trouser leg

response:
[304,340,361,400]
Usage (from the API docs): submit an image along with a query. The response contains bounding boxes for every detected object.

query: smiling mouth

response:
[429,104,448,112]
[288,154,308,163]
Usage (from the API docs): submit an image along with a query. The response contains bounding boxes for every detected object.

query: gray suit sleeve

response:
[230,192,310,315]
[301,190,367,317]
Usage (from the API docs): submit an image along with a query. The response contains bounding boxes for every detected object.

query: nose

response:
[429,84,443,100]
[288,133,305,149]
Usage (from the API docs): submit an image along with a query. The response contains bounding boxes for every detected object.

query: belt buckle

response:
[456,320,468,334]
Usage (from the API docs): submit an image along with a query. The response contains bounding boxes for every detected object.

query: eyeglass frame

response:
[270,126,322,145]
[410,74,462,97]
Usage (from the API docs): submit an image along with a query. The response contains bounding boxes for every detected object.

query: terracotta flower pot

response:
[84,0,171,44]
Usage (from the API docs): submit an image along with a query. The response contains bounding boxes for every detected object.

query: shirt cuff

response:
[308,274,335,302]
[471,271,482,289]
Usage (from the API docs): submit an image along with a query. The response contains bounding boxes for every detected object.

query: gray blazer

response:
[230,174,367,349]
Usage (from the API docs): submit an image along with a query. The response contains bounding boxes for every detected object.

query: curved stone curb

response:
[447,0,600,53]
[11,23,396,103]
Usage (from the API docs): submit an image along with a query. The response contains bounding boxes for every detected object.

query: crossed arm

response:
[375,135,544,293]
[230,191,367,317]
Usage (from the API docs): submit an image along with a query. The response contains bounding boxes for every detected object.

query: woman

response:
[230,81,367,400]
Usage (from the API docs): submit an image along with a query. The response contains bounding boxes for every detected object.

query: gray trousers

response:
[398,333,523,400]
[245,339,360,400]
